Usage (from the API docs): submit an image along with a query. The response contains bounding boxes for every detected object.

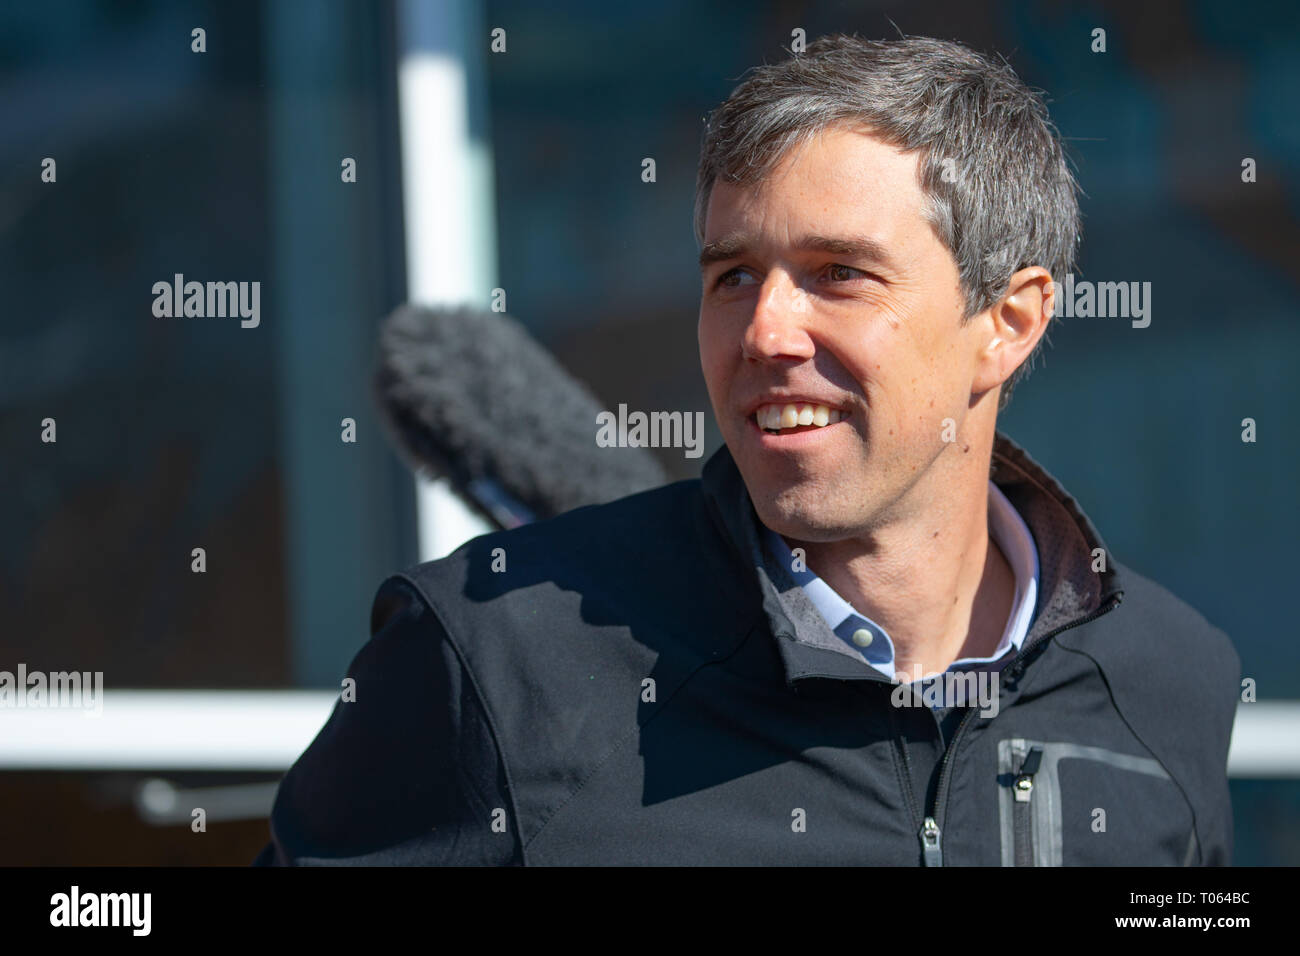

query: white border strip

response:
[0,693,1297,776]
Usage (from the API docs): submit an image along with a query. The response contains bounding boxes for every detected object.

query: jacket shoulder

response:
[1057,558,1240,718]
[390,478,754,632]
[1106,560,1238,670]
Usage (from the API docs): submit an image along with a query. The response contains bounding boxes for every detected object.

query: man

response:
[255,34,1239,866]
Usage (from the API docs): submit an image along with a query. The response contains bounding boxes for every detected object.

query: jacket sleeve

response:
[252,575,518,865]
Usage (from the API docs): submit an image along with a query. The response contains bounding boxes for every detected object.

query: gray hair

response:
[694,34,1081,406]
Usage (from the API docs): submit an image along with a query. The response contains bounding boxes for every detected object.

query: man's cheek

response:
[697,347,726,406]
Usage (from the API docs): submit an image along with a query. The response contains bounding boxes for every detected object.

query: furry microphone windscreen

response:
[373,303,669,522]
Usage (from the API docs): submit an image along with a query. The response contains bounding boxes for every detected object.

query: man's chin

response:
[749,495,857,545]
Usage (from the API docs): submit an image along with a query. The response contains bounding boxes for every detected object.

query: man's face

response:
[697,124,987,542]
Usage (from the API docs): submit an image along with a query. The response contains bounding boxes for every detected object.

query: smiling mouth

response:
[753,402,849,434]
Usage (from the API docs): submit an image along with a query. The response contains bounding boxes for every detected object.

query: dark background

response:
[1,0,1296,864]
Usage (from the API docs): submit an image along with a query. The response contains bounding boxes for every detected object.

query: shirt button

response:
[851,628,874,648]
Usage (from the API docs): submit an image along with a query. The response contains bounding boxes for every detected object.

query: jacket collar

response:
[700,432,1124,686]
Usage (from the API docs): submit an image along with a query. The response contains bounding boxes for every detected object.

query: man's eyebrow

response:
[698,233,895,270]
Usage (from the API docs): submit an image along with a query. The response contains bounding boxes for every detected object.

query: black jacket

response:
[254,433,1239,866]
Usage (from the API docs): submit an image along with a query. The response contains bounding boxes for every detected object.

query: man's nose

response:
[740,272,816,363]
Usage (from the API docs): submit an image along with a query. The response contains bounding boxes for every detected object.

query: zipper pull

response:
[1013,746,1043,803]
[920,816,943,866]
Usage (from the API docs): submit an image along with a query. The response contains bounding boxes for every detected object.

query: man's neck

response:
[787,446,1015,680]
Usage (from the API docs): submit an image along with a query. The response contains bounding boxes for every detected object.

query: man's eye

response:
[713,265,867,288]
[716,268,753,288]
[826,263,866,282]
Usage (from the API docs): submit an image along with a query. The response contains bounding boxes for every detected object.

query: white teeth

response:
[754,402,847,432]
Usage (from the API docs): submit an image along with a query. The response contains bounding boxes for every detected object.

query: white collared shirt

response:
[764,481,1040,681]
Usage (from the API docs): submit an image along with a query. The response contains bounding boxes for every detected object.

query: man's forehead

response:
[743,125,919,198]
[701,127,926,254]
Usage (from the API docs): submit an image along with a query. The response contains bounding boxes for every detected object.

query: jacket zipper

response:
[919,592,1123,866]
[888,703,945,866]
[1012,745,1044,866]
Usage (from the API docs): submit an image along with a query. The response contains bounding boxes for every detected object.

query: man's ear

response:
[971,266,1055,395]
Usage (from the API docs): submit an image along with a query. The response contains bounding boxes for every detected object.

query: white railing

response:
[0,692,1295,776]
